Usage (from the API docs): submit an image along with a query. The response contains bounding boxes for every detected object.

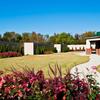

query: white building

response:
[54,44,61,53]
[24,42,34,55]
[86,36,100,55]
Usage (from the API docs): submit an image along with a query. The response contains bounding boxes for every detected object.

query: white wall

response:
[67,45,86,50]
[86,40,91,49]
[54,44,61,53]
[24,42,34,55]
[67,44,96,51]
[86,39,96,49]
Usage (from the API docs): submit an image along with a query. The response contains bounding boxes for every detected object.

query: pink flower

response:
[45,79,49,84]
[17,90,23,97]
[24,87,30,92]
[5,87,10,94]
[0,77,4,88]
[11,85,16,89]
[18,85,23,88]
[54,94,57,100]
[23,82,28,88]
[92,66,97,70]
[29,77,36,84]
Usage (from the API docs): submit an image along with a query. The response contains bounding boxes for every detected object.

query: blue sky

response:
[0,0,100,35]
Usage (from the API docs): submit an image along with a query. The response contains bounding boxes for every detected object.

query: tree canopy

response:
[0,31,96,44]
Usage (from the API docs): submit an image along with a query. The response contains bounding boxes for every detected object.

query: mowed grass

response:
[0,52,89,76]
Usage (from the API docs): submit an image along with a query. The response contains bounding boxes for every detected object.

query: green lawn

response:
[0,52,89,76]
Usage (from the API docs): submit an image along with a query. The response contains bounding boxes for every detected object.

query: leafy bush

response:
[35,47,45,54]
[35,47,41,54]
[35,46,56,54]
[61,44,69,52]
[52,47,57,53]
[0,66,100,100]
[0,42,23,56]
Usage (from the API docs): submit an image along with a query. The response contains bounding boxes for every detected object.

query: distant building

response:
[86,36,100,55]
[24,42,34,55]
[54,44,61,53]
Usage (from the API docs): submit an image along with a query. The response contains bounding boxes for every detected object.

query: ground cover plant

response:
[0,65,100,100]
[0,52,89,76]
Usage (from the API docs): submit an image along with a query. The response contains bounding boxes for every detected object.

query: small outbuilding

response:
[54,44,61,53]
[24,42,34,55]
[86,36,100,55]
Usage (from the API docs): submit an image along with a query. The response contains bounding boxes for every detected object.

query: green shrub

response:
[35,46,57,54]
[52,47,57,53]
[61,44,69,52]
[35,47,40,54]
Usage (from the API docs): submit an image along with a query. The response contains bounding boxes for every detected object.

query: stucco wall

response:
[67,45,86,50]
[24,42,34,55]
[54,44,61,53]
[68,44,95,51]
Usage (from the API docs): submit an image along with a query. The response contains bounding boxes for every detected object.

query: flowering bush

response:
[0,52,20,58]
[0,66,100,100]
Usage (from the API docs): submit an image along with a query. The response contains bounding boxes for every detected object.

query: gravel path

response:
[71,52,100,84]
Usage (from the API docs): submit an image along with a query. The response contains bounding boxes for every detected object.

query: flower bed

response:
[0,52,20,58]
[0,66,100,100]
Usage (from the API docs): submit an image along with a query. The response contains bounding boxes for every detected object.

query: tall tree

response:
[37,33,45,43]
[44,34,49,42]
[49,32,75,44]
[31,32,37,42]
[74,33,80,44]
[0,34,2,41]
[22,32,31,42]
[15,33,22,42]
[3,32,16,42]
[80,31,95,44]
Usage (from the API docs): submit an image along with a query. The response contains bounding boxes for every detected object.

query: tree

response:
[22,32,31,42]
[15,33,22,42]
[49,32,75,44]
[37,33,45,43]
[3,32,16,42]
[74,33,81,44]
[44,34,49,42]
[31,32,37,42]
[30,32,45,43]
[0,34,2,41]
[79,31,95,44]
[82,31,95,37]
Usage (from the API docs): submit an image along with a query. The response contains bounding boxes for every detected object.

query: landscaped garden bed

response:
[0,66,100,100]
[0,52,20,58]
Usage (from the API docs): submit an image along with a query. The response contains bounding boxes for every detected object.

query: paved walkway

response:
[71,52,100,84]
